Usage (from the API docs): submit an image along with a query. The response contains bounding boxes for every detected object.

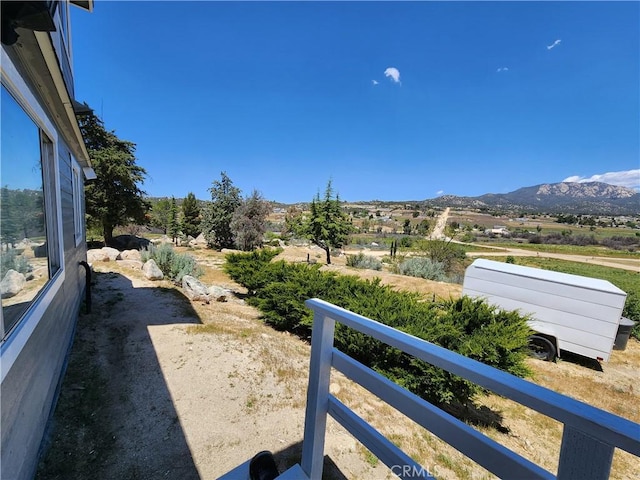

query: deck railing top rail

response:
[296,298,640,480]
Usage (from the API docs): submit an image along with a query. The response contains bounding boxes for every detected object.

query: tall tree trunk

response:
[103,224,114,247]
[324,247,331,265]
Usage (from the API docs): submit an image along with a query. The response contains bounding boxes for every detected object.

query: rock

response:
[143,259,164,280]
[192,233,207,246]
[208,285,228,302]
[87,247,121,262]
[151,235,172,245]
[120,249,142,261]
[1,269,26,298]
[182,275,210,303]
[102,247,121,261]
[87,248,109,262]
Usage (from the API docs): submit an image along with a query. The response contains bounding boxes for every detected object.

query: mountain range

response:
[424,182,639,215]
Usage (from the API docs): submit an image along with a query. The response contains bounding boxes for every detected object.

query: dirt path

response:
[429,207,450,240]
[36,261,391,480]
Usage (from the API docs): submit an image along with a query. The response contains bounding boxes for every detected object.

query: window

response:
[0,85,61,340]
[71,161,84,246]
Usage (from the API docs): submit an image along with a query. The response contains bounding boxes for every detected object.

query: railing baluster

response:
[557,426,615,480]
[293,299,639,480]
[300,312,335,479]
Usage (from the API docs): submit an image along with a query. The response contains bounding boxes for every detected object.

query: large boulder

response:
[142,259,164,280]
[120,249,142,261]
[102,247,121,261]
[87,248,109,262]
[1,269,26,298]
[182,275,210,303]
[190,233,207,246]
[87,247,121,262]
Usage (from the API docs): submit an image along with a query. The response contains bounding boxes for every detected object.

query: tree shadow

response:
[36,271,203,480]
[443,401,509,434]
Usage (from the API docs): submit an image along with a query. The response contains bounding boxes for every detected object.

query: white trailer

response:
[462,258,627,362]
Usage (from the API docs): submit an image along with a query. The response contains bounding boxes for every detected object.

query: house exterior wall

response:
[1,2,91,478]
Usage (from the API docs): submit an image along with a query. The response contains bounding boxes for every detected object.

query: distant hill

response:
[425,182,639,215]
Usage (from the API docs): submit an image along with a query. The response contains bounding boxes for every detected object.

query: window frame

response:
[1,50,66,382]
[71,158,85,246]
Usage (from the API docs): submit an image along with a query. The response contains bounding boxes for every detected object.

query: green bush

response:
[223,248,282,293]
[396,257,447,282]
[141,243,203,283]
[622,291,640,340]
[224,250,532,407]
[346,253,382,271]
[398,237,414,248]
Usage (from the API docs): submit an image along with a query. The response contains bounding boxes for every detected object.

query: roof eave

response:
[70,1,94,13]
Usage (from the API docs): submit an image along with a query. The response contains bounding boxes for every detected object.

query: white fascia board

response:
[34,30,92,170]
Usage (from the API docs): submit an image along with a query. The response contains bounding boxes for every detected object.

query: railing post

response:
[557,426,614,480]
[300,309,335,479]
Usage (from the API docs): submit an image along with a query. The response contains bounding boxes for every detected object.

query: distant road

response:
[429,207,450,240]
[432,206,639,272]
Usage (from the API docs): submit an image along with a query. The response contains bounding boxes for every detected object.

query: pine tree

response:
[169,196,180,243]
[78,112,148,246]
[181,192,201,238]
[200,172,242,249]
[150,198,172,234]
[230,190,270,251]
[289,180,354,264]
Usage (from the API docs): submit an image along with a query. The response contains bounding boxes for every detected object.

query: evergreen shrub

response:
[224,250,533,407]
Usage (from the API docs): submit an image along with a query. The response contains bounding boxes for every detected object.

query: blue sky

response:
[71,1,640,203]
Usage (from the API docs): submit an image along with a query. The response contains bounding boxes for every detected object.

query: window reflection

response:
[1,86,51,338]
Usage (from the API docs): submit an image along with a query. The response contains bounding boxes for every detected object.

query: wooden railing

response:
[289,298,640,479]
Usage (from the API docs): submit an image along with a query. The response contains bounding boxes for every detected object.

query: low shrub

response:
[224,250,532,408]
[622,291,640,340]
[141,243,203,283]
[396,257,447,282]
[346,252,382,271]
[1,248,32,275]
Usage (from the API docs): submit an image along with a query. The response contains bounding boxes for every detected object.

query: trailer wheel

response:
[528,335,556,361]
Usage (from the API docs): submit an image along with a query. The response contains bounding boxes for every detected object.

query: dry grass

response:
[139,245,639,479]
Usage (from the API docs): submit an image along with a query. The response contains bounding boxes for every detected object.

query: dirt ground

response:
[35,244,639,480]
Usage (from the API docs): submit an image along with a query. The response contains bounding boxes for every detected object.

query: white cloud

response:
[436,190,445,196]
[562,169,640,189]
[372,79,379,85]
[384,67,401,84]
[547,39,561,50]
[497,67,509,73]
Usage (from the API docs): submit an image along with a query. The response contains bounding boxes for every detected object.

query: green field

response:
[478,241,640,259]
